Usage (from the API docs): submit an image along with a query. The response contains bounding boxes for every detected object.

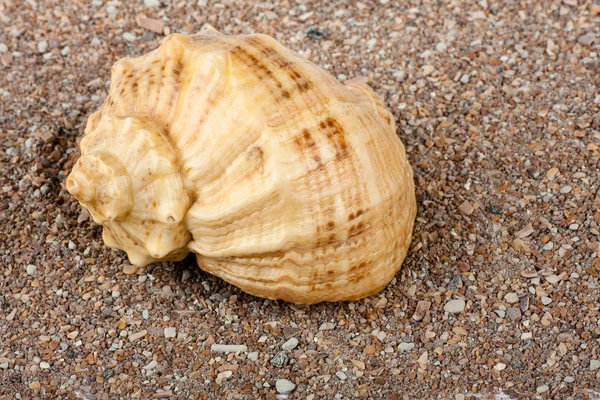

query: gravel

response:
[1,1,600,398]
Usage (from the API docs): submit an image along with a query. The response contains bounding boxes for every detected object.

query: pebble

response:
[26,264,36,275]
[590,360,600,371]
[436,42,447,51]
[444,299,465,314]
[247,352,259,361]
[506,307,521,321]
[144,0,161,7]
[541,296,552,305]
[336,370,347,380]
[275,379,296,394]
[129,330,148,342]
[458,200,474,216]
[29,382,41,390]
[521,332,533,340]
[61,46,70,56]
[122,264,139,274]
[422,65,435,76]
[164,327,176,338]
[319,322,336,331]
[5,147,19,156]
[210,344,247,353]
[504,293,519,303]
[282,337,298,351]
[136,15,165,34]
[270,351,289,368]
[397,342,415,352]
[37,40,48,53]
[412,300,431,321]
[144,360,158,370]
[0,43,7,53]
[564,376,575,383]
[215,370,232,384]
[536,385,549,394]
[578,34,595,46]
[560,185,572,194]
[494,363,506,371]
[543,241,554,251]
[460,74,470,84]
[122,32,136,42]
[40,361,50,369]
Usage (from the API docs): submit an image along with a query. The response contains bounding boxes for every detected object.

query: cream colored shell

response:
[67,28,417,304]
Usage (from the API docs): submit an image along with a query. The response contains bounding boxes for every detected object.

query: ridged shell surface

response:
[67,29,417,304]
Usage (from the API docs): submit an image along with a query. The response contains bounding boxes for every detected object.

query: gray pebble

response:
[270,351,289,368]
[560,185,572,194]
[506,307,521,321]
[210,344,247,353]
[275,379,296,394]
[5,147,19,156]
[397,342,415,352]
[0,43,7,53]
[26,264,36,275]
[282,337,298,351]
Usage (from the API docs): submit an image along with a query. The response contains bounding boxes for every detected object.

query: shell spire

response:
[67,28,417,304]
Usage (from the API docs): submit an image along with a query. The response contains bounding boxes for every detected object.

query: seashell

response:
[66,28,417,304]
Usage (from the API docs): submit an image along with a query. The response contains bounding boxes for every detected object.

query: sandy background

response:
[1,0,600,399]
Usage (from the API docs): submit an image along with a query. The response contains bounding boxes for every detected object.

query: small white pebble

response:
[281,337,298,351]
[460,74,470,83]
[541,296,552,305]
[164,327,176,338]
[494,362,506,371]
[521,332,533,340]
[560,185,572,194]
[543,241,554,251]
[123,32,136,42]
[0,43,7,53]
[37,40,48,53]
[247,352,259,361]
[39,362,50,369]
[564,376,574,383]
[61,46,70,56]
[275,379,296,394]
[569,223,579,230]
[144,360,158,370]
[142,310,149,319]
[144,0,160,7]
[536,385,549,394]
[26,264,36,276]
[436,42,447,51]
[337,73,347,81]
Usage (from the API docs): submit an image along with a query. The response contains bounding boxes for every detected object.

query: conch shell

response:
[67,28,417,304]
